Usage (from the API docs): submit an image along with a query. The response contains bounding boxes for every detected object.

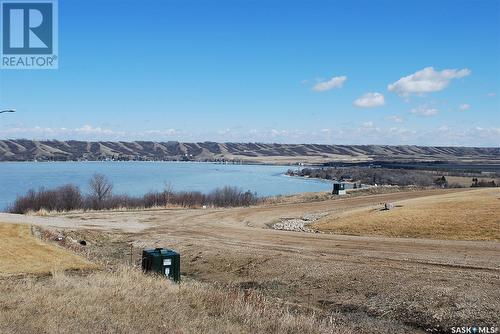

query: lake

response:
[0,162,332,210]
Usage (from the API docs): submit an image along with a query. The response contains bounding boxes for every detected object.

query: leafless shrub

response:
[9,185,82,214]
[141,186,258,209]
[208,186,257,207]
[8,176,260,213]
[58,184,83,211]
[88,173,113,209]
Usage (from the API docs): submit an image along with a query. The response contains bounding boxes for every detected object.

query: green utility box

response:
[142,248,180,283]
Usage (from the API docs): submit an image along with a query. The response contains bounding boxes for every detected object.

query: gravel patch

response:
[272,212,328,233]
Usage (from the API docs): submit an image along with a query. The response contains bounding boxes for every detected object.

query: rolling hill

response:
[0,139,498,164]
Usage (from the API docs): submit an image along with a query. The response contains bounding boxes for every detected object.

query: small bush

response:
[9,184,83,214]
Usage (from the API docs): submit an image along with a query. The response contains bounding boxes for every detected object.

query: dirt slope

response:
[0,224,95,276]
[313,188,500,240]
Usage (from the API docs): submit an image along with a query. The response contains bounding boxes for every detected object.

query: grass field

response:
[0,223,96,276]
[313,188,500,240]
[0,267,346,334]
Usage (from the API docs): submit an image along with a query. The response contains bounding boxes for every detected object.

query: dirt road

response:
[46,188,499,269]
[2,188,499,332]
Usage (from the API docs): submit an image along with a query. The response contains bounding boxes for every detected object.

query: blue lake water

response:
[0,162,332,210]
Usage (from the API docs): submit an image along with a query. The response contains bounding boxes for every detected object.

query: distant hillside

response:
[0,139,498,164]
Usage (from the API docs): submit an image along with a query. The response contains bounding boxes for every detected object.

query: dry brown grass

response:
[263,185,424,205]
[26,204,186,217]
[0,223,96,276]
[313,188,500,240]
[0,267,348,334]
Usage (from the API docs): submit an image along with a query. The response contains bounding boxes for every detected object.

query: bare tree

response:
[89,174,113,209]
[163,182,173,207]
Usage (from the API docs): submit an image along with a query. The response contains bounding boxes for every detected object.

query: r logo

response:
[2,2,53,54]
[1,0,57,69]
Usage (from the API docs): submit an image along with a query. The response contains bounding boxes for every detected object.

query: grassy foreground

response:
[313,188,500,240]
[0,223,345,333]
[0,223,95,276]
[0,267,347,334]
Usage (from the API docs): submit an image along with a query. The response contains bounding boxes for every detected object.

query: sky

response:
[0,0,499,146]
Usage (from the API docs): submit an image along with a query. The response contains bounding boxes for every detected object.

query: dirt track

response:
[1,188,499,332]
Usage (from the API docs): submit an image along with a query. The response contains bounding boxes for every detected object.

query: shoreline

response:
[0,163,333,211]
[0,160,324,168]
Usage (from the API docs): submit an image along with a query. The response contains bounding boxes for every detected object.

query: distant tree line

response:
[8,174,260,214]
[471,178,497,188]
[287,167,458,187]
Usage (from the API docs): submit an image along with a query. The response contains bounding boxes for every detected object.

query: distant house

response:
[332,183,347,195]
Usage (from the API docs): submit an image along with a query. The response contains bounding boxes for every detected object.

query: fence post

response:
[130,243,133,266]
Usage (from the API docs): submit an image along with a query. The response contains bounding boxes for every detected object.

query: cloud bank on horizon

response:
[2,122,499,147]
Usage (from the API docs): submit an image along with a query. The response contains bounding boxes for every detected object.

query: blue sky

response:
[0,0,499,146]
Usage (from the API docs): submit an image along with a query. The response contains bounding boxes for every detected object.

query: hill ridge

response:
[0,139,498,163]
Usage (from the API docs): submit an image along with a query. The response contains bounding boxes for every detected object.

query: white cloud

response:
[74,125,123,136]
[388,67,471,96]
[410,105,439,116]
[386,115,404,123]
[313,75,347,92]
[0,125,183,141]
[2,124,500,146]
[458,104,470,111]
[353,92,385,108]
[141,129,180,136]
[487,92,497,97]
